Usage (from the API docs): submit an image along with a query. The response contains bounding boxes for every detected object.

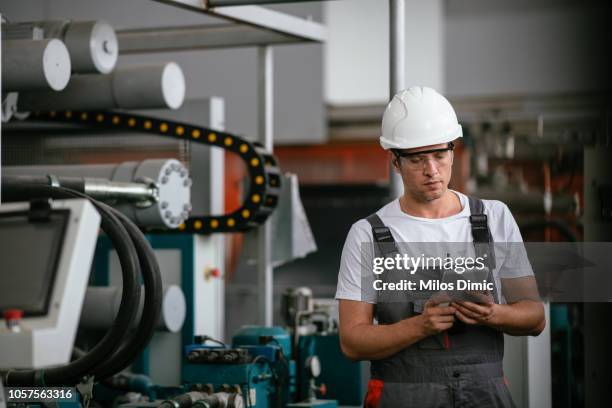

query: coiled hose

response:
[1,179,162,386]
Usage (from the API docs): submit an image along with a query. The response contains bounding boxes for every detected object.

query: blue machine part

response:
[287,401,339,408]
[240,345,279,362]
[184,344,226,356]
[181,327,298,407]
[183,360,274,407]
[297,334,366,406]
[232,326,292,357]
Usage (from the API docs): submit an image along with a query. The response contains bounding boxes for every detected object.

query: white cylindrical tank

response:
[62,20,118,74]
[4,20,118,74]
[2,39,71,91]
[17,62,186,111]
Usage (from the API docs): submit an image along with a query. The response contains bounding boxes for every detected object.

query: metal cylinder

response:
[3,159,192,229]
[17,62,186,111]
[1,38,71,91]
[62,21,118,74]
[80,285,186,333]
[5,20,118,74]
[281,287,313,327]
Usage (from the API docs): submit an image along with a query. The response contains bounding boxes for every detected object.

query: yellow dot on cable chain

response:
[251,194,261,204]
[192,129,201,139]
[240,144,249,153]
[144,120,152,130]
[224,137,233,146]
[178,223,186,231]
[128,118,136,127]
[208,132,217,142]
[112,116,120,125]
[194,220,203,230]
[96,114,104,122]
[227,218,236,227]
[176,126,185,136]
[160,123,169,133]
[255,176,264,185]
[81,112,88,120]
[241,209,250,218]
[49,111,56,117]
[250,158,260,167]
[210,219,219,229]
[65,111,72,118]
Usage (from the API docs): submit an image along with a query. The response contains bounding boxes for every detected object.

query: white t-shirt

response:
[335,191,532,304]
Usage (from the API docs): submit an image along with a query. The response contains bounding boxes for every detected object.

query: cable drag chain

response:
[30,110,281,234]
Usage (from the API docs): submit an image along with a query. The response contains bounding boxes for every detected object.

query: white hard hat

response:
[380,86,462,150]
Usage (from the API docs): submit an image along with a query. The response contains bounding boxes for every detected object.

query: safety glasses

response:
[393,142,454,171]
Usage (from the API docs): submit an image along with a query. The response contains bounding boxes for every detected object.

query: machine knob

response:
[3,309,23,331]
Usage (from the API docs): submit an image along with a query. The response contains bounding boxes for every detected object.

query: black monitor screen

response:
[0,210,69,316]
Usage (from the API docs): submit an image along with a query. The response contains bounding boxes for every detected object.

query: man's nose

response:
[423,158,439,176]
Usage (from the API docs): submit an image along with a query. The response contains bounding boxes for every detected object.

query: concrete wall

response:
[445,0,611,97]
[0,0,325,145]
[324,0,445,105]
[324,0,609,105]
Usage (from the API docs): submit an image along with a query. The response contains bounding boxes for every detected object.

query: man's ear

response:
[392,157,401,173]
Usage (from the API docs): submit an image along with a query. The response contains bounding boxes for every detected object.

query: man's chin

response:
[423,187,446,202]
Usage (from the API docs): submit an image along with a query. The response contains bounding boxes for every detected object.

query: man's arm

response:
[338,299,456,361]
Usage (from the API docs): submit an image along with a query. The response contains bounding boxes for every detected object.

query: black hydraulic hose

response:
[92,203,163,380]
[1,182,141,386]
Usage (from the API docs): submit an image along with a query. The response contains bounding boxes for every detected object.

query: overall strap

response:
[467,196,496,270]
[467,196,498,290]
[366,213,400,257]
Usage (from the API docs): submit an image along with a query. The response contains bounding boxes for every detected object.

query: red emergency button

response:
[3,309,24,331]
[210,268,220,278]
[3,309,23,321]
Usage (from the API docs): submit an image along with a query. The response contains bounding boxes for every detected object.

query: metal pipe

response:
[208,0,332,5]
[389,0,406,199]
[475,189,579,215]
[82,179,158,203]
[389,0,406,95]
[257,46,274,327]
[0,174,156,205]
[1,39,71,91]
[17,62,186,111]
[3,159,191,229]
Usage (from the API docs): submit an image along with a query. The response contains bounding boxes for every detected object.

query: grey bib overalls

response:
[364,197,515,408]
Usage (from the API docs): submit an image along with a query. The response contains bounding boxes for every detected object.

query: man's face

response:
[392,143,454,203]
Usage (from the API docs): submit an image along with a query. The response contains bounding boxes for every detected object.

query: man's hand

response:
[450,290,497,325]
[452,300,498,326]
[418,299,456,336]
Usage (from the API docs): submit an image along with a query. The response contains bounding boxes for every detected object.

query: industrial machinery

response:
[0,3,336,407]
[0,199,101,369]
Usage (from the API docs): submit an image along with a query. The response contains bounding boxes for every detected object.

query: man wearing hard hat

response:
[336,86,545,407]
